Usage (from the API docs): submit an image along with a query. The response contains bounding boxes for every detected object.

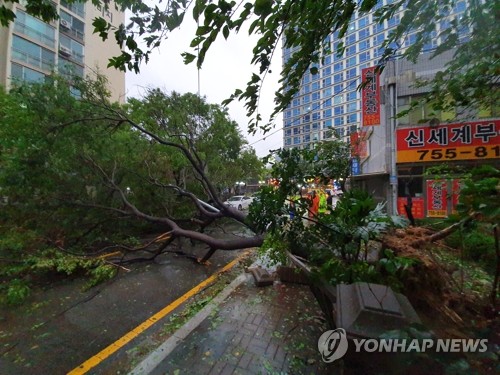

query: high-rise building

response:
[282,0,468,149]
[282,1,499,217]
[0,1,125,102]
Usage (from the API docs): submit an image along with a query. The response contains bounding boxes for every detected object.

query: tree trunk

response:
[411,212,480,247]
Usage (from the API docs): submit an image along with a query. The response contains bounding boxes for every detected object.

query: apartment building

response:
[282,0,468,149]
[0,1,125,102]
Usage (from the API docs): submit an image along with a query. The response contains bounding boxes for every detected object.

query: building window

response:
[388,15,400,28]
[359,51,370,63]
[61,0,85,18]
[359,39,370,51]
[334,105,344,115]
[323,66,332,76]
[453,0,466,13]
[302,95,310,104]
[312,81,320,91]
[346,56,357,67]
[312,92,320,101]
[323,55,332,65]
[358,28,369,41]
[346,34,356,45]
[12,35,55,71]
[293,136,300,145]
[345,68,357,79]
[14,10,55,48]
[333,61,343,72]
[346,91,357,102]
[347,113,357,123]
[322,77,332,87]
[285,137,292,146]
[10,62,45,83]
[405,33,417,47]
[59,58,84,78]
[358,16,368,28]
[59,34,84,63]
[334,117,345,127]
[333,72,343,83]
[312,122,320,130]
[60,10,85,40]
[373,33,385,47]
[334,95,344,104]
[312,112,321,121]
[303,134,311,143]
[323,98,332,107]
[323,87,332,97]
[346,45,356,57]
[324,119,332,128]
[323,109,332,118]
[347,102,357,112]
[333,84,343,94]
[374,22,385,34]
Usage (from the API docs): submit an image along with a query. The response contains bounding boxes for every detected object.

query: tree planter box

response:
[277,266,311,285]
[285,252,421,334]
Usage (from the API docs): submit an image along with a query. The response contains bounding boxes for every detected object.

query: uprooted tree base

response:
[381,226,498,341]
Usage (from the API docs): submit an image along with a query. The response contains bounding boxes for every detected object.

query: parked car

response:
[223,195,253,210]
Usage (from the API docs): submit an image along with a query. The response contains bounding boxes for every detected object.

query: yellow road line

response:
[67,250,251,375]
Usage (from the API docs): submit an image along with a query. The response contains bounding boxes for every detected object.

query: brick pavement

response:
[147,275,339,374]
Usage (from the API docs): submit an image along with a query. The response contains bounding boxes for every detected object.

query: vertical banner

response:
[426,180,448,218]
[350,130,369,159]
[361,67,380,126]
[451,179,463,214]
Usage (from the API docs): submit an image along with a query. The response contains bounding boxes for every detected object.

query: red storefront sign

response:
[397,197,425,219]
[426,180,448,218]
[361,67,380,126]
[397,120,500,163]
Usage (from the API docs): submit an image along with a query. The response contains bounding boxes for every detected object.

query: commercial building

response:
[282,0,499,216]
[0,1,125,102]
[353,51,499,217]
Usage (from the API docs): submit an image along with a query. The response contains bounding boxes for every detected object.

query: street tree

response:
[0,76,264,302]
[1,0,496,132]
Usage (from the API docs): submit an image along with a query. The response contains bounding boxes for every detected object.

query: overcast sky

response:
[125,15,283,157]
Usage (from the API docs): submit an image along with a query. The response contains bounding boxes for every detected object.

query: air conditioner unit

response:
[60,19,71,29]
[59,45,72,57]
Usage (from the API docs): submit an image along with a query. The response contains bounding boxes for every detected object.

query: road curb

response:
[128,272,251,375]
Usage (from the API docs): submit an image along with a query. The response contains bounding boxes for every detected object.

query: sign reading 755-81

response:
[396,120,500,163]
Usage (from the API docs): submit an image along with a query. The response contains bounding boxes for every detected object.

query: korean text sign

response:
[361,67,380,126]
[397,120,500,163]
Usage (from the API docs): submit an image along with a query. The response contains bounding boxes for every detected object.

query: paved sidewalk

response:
[130,273,338,375]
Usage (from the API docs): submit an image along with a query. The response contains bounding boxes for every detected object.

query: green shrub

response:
[463,232,495,271]
[1,279,31,305]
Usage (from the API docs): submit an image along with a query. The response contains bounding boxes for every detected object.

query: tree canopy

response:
[0,76,264,296]
[2,0,497,132]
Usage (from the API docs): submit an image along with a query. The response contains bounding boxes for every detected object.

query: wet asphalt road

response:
[0,229,251,375]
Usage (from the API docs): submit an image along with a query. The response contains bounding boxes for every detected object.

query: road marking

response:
[67,250,251,375]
